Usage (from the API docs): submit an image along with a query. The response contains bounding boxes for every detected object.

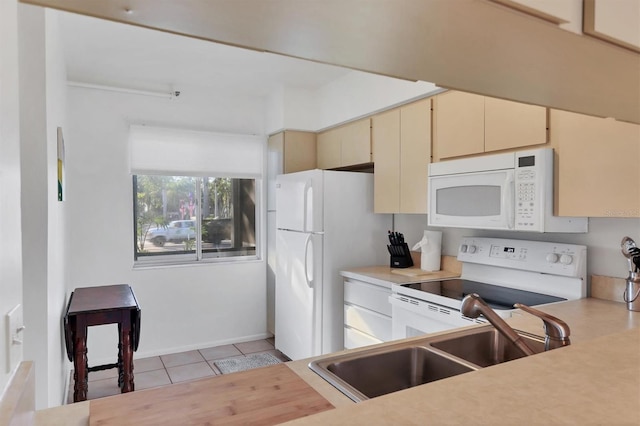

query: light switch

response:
[6,304,24,373]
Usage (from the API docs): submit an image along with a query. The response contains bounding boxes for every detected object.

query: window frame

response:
[133,174,260,268]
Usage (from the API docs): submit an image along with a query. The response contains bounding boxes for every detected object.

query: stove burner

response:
[400,279,566,311]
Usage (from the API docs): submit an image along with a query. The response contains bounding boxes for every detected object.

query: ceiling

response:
[58,11,353,99]
[43,0,640,123]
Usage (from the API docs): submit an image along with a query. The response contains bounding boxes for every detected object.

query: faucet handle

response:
[514,303,571,350]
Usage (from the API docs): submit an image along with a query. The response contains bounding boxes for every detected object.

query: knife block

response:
[388,243,414,268]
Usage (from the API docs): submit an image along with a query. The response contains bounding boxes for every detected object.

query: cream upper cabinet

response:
[433,90,547,161]
[267,131,317,210]
[399,99,431,213]
[317,118,371,169]
[490,0,583,32]
[317,128,341,169]
[373,99,431,214]
[372,109,400,213]
[484,97,547,152]
[281,130,317,173]
[342,118,372,166]
[432,91,484,160]
[551,109,640,218]
[583,0,640,53]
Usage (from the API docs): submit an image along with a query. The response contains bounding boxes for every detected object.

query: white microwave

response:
[428,148,587,233]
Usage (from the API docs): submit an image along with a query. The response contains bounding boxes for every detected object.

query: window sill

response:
[132,255,262,270]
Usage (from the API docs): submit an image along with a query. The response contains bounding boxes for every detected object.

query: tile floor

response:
[67,337,288,404]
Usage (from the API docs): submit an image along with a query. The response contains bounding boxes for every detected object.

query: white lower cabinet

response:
[344,327,383,349]
[343,278,392,349]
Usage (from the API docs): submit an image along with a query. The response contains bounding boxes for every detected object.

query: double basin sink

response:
[309,326,545,402]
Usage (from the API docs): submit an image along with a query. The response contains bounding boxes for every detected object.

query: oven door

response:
[390,295,481,340]
[428,169,515,230]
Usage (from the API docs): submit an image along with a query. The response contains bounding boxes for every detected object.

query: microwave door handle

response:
[504,173,515,229]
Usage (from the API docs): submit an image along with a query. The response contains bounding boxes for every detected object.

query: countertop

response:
[340,265,461,288]
[36,298,640,425]
[283,297,640,425]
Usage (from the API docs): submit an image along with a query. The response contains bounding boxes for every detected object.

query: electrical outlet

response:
[6,304,24,373]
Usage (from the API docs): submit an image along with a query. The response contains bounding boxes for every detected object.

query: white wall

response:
[265,70,442,134]
[265,86,285,134]
[65,87,268,365]
[314,72,440,130]
[394,214,640,280]
[0,0,24,395]
[18,4,48,409]
[280,87,318,131]
[18,5,68,408]
[44,9,69,408]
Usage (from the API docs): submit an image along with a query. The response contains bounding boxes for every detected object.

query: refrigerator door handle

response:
[302,179,311,233]
[304,233,314,288]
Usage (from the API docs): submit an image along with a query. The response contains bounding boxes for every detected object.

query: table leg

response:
[121,321,134,392]
[73,325,88,402]
[117,323,123,388]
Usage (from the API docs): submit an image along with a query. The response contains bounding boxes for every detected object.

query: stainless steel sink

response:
[429,328,546,367]
[311,346,474,402]
[309,325,547,402]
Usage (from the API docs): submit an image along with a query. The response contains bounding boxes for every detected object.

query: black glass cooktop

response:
[400,279,565,310]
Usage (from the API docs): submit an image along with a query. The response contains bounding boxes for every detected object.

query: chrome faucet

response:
[513,303,571,350]
[461,294,536,356]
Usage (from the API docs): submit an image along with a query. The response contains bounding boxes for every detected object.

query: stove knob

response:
[460,244,468,253]
[546,253,559,263]
[559,254,573,265]
[468,245,477,254]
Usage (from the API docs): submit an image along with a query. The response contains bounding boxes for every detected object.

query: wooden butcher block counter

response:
[89,363,332,425]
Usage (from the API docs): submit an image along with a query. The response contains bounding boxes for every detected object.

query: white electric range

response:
[390,237,587,339]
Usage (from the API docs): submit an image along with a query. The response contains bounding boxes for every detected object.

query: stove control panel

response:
[457,237,586,278]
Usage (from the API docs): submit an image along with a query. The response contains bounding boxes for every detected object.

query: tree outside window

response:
[134,175,256,263]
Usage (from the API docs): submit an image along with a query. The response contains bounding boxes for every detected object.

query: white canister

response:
[412,230,442,271]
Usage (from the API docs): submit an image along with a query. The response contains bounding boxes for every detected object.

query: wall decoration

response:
[57,127,65,201]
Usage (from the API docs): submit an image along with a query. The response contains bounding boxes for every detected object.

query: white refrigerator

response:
[275,169,391,360]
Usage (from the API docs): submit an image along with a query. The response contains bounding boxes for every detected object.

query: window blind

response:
[129,125,264,177]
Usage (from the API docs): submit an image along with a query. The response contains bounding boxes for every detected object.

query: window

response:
[128,124,263,265]
[134,175,257,264]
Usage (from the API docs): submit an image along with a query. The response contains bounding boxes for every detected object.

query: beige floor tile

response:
[257,349,290,362]
[160,350,205,368]
[135,369,171,390]
[85,378,121,400]
[134,356,164,373]
[208,361,223,375]
[199,344,242,361]
[166,361,215,383]
[235,339,274,354]
[67,338,287,401]
[87,367,118,382]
